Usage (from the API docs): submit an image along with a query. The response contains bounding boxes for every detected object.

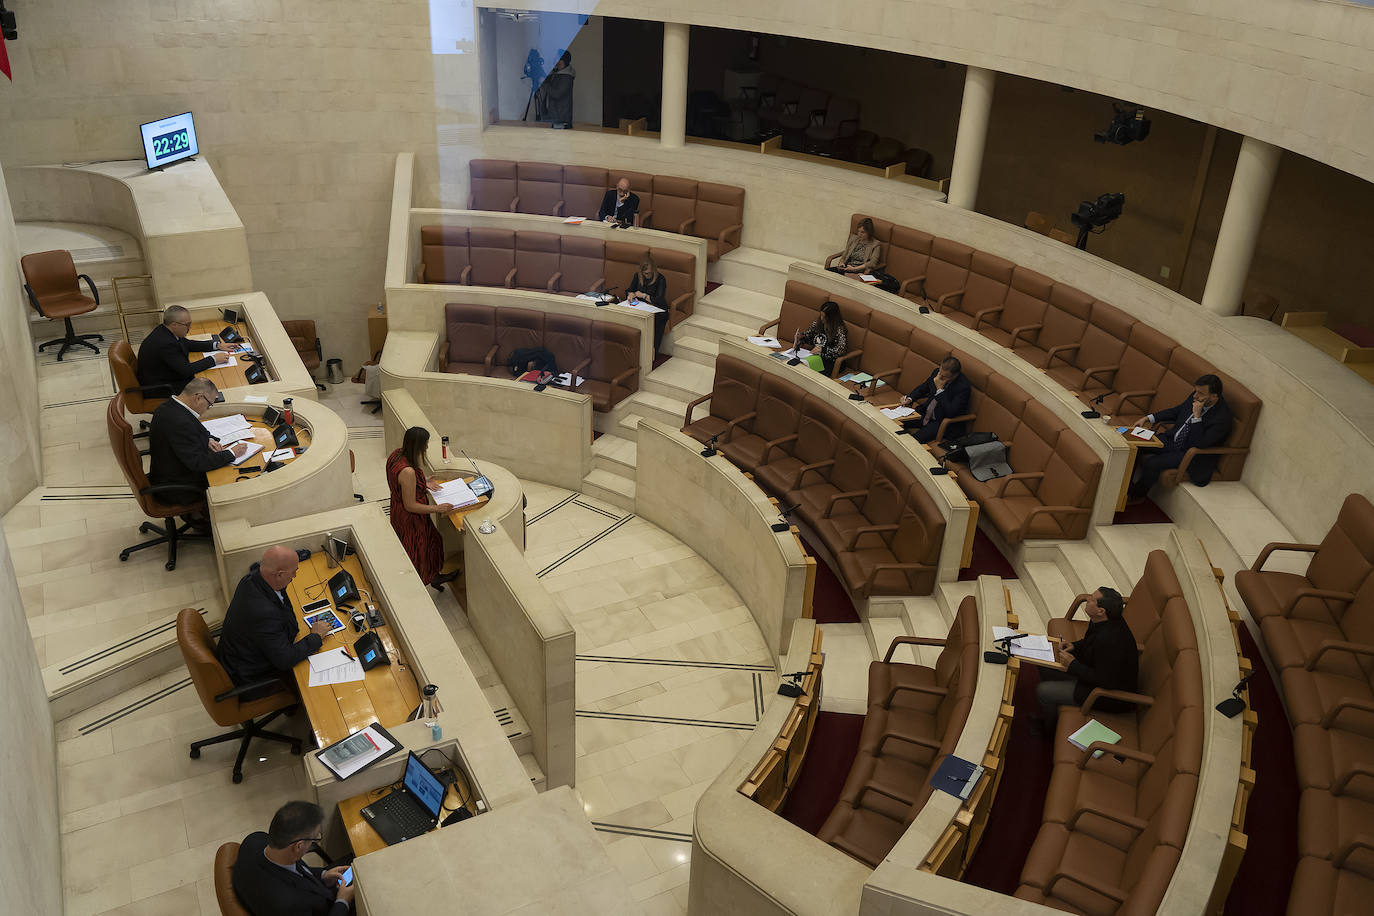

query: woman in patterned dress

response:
[386,427,456,590]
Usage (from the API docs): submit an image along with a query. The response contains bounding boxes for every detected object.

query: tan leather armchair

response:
[213,843,252,916]
[179,608,302,784]
[281,319,325,392]
[21,249,104,360]
[106,394,209,571]
[108,340,168,440]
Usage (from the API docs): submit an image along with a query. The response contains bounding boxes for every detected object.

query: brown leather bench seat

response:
[466,159,743,261]
[839,212,1263,487]
[1014,550,1204,914]
[757,281,1103,545]
[818,596,980,866]
[437,302,640,412]
[681,355,945,598]
[1047,549,1177,651]
[419,225,697,331]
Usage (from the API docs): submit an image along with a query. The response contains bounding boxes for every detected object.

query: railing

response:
[738,628,824,812]
[111,274,157,342]
[919,584,1019,877]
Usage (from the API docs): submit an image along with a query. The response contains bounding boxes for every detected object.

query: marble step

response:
[695,284,782,329]
[1054,540,1123,596]
[676,313,756,343]
[641,358,715,401]
[520,752,547,793]
[865,617,915,665]
[1019,561,1073,632]
[667,334,719,367]
[581,467,636,511]
[708,247,795,298]
[1003,579,1039,631]
[624,390,691,430]
[591,434,638,475]
[616,413,645,440]
[1092,524,1176,591]
[814,622,873,715]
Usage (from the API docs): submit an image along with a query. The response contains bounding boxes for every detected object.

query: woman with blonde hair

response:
[626,253,669,351]
[824,217,882,278]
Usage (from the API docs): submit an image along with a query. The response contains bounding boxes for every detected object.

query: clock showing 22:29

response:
[151,128,191,161]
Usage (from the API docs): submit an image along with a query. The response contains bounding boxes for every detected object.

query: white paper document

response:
[562,216,586,224]
[231,442,265,465]
[317,723,399,780]
[622,300,665,313]
[1131,427,1155,439]
[307,648,365,687]
[268,448,297,461]
[243,395,268,403]
[860,274,880,283]
[575,293,601,301]
[210,354,240,368]
[553,372,585,387]
[748,336,782,348]
[203,414,251,438]
[308,647,354,674]
[432,477,480,508]
[882,406,917,419]
[216,428,255,445]
[778,347,813,360]
[992,627,1057,663]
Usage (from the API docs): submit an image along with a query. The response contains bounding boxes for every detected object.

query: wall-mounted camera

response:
[1095,103,1151,146]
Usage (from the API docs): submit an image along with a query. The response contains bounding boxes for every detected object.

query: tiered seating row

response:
[738,628,824,812]
[762,280,1103,546]
[1237,493,1374,915]
[417,226,697,331]
[439,303,640,413]
[468,159,745,261]
[818,597,980,865]
[682,355,946,598]
[847,213,1262,486]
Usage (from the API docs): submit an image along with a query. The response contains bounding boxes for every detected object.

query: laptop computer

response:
[360,751,446,846]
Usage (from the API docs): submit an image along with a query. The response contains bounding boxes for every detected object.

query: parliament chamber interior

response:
[2,1,1373,914]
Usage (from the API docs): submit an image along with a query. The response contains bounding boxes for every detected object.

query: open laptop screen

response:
[403,751,445,819]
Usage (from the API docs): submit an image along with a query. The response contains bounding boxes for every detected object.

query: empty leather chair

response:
[557,236,607,295]
[755,398,842,497]
[813,451,913,580]
[214,842,252,916]
[865,136,905,167]
[178,608,302,783]
[1080,322,1175,415]
[719,373,803,471]
[467,228,517,288]
[757,79,801,134]
[418,225,471,284]
[980,266,1052,350]
[692,182,745,261]
[805,97,860,157]
[585,323,640,411]
[21,249,104,360]
[867,596,978,714]
[439,303,498,376]
[1013,282,1093,369]
[902,148,934,179]
[646,176,698,234]
[683,356,761,446]
[848,311,910,387]
[544,313,592,382]
[468,159,518,211]
[515,161,565,215]
[514,231,562,292]
[789,421,877,523]
[281,319,324,390]
[920,239,974,312]
[561,165,609,219]
[835,488,943,597]
[778,87,829,147]
[942,251,1014,330]
[1044,299,1133,393]
[883,226,935,305]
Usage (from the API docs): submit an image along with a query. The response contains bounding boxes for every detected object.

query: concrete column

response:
[1201,136,1281,316]
[946,66,996,210]
[660,23,689,149]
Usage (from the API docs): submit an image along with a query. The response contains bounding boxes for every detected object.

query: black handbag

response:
[940,431,1000,464]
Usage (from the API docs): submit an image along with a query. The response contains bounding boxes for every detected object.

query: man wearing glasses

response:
[136,304,232,395]
[148,377,247,504]
[233,800,355,914]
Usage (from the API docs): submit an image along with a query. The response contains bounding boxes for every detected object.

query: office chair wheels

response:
[165,560,177,571]
[291,740,303,755]
[189,747,201,759]
[119,550,131,561]
[232,770,244,784]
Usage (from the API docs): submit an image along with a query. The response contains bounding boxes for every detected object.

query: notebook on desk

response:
[361,751,446,846]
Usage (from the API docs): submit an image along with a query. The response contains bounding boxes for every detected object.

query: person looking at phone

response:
[233,800,355,914]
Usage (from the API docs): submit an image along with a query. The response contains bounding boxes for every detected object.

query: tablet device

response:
[304,608,345,635]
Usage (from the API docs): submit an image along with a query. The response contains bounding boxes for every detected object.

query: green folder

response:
[1067,718,1122,759]
[804,354,825,372]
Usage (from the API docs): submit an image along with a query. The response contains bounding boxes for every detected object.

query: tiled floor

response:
[20,336,776,914]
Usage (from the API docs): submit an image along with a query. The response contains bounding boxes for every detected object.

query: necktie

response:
[1173,420,1189,445]
[296,862,319,885]
[924,389,941,425]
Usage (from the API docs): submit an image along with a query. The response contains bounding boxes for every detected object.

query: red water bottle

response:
[441,436,450,460]
[282,398,293,425]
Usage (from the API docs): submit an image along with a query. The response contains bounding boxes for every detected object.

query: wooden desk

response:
[338,763,475,857]
[1114,428,1164,512]
[1017,634,1069,672]
[205,415,313,488]
[438,474,491,534]
[288,553,422,749]
[188,317,273,389]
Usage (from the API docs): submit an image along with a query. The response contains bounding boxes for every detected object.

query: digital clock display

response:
[151,128,191,161]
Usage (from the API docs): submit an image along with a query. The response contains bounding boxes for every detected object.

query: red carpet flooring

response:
[1113,496,1172,525]
[778,711,865,835]
[958,528,1017,581]
[799,537,861,624]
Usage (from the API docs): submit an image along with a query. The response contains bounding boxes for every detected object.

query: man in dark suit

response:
[217,545,332,698]
[1128,373,1235,500]
[597,177,639,226]
[137,304,231,395]
[147,378,246,505]
[233,801,354,915]
[1034,587,1138,732]
[900,356,973,444]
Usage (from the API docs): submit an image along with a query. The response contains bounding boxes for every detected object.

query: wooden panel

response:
[206,417,313,487]
[189,317,256,389]
[285,553,422,748]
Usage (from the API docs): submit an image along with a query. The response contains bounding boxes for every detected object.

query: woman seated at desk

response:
[625,254,669,352]
[824,217,882,279]
[799,300,849,376]
[387,427,457,592]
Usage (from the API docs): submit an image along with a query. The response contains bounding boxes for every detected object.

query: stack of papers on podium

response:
[1068,718,1122,758]
[1129,427,1156,440]
[575,293,601,301]
[748,336,782,348]
[562,216,586,224]
[881,405,916,420]
[777,347,812,360]
[231,442,265,466]
[214,354,241,368]
[203,414,251,439]
[622,300,665,314]
[307,647,365,687]
[317,722,401,780]
[992,627,1057,663]
[432,477,480,509]
[860,274,881,283]
[553,372,585,387]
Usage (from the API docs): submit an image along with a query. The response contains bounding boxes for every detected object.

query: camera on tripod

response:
[522,48,545,85]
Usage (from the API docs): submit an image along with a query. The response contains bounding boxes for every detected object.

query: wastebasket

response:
[326,358,345,385]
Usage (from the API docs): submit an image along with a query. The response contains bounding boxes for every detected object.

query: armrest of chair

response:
[637,209,651,228]
[124,381,174,398]
[140,483,208,504]
[482,344,498,375]
[847,524,898,551]
[868,562,934,593]
[1066,804,1149,834]
[460,265,472,285]
[877,732,941,756]
[971,305,1004,330]
[1174,445,1249,481]
[503,267,517,288]
[791,458,836,488]
[1017,506,1092,540]
[314,337,323,362]
[1078,743,1154,770]
[986,471,1044,497]
[610,366,639,400]
[898,275,926,299]
[556,358,592,388]
[555,200,565,217]
[832,348,863,377]
[546,271,563,293]
[1333,834,1374,870]
[437,346,449,372]
[856,780,917,809]
[1006,323,1043,348]
[760,433,798,463]
[722,411,758,438]
[933,413,975,442]
[1080,364,1120,387]
[1307,639,1374,671]
[719,224,742,248]
[79,273,100,304]
[933,288,965,311]
[1252,541,1319,572]
[466,193,475,209]
[1115,389,1157,413]
[884,683,949,708]
[1333,764,1374,799]
[213,676,288,704]
[1284,587,1356,618]
[873,367,903,385]
[1079,689,1154,717]
[670,291,692,326]
[683,393,712,427]
[1043,343,1080,367]
[23,284,45,317]
[508,197,519,213]
[676,217,697,235]
[1321,696,1374,731]
[883,635,948,662]
[823,490,868,517]
[1064,594,1090,620]
[1043,869,1128,905]
[758,318,781,336]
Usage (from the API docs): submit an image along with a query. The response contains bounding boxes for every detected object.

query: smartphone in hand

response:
[340,866,353,886]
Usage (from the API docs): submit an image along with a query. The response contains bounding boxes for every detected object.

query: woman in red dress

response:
[386,427,455,590]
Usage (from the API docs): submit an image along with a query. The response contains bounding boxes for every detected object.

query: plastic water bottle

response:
[282,397,294,425]
[441,436,450,462]
[423,684,442,741]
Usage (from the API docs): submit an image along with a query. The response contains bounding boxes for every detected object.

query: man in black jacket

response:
[597,177,639,226]
[217,546,333,697]
[233,801,354,915]
[1128,373,1235,500]
[1035,586,1139,728]
[899,357,973,444]
[137,305,232,395]
[147,378,247,504]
